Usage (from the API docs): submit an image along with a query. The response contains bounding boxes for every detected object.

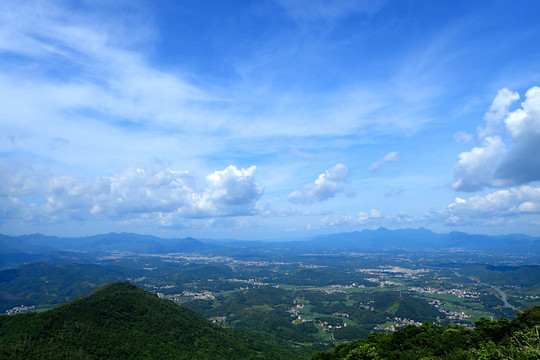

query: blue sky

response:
[1,0,540,239]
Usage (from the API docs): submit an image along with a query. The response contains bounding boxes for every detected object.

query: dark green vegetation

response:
[186,286,442,346]
[310,306,540,359]
[0,263,123,312]
[0,282,303,359]
[460,263,540,287]
[1,282,539,359]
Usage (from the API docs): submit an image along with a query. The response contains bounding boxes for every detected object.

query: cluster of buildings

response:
[149,252,292,268]
[332,312,350,318]
[226,278,269,286]
[409,286,479,298]
[288,303,305,319]
[428,299,471,320]
[317,283,365,294]
[320,320,346,332]
[157,290,215,301]
[382,317,423,332]
[364,277,403,287]
[209,316,226,325]
[356,301,375,311]
[5,304,36,315]
[182,290,215,300]
[357,266,429,277]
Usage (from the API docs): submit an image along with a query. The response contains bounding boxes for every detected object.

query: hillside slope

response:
[0,282,301,359]
[310,306,540,359]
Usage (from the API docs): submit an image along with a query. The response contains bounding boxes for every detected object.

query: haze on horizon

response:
[1,0,540,240]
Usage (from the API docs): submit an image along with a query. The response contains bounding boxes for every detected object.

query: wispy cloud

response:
[321,209,417,230]
[453,131,473,143]
[369,152,402,172]
[1,1,540,236]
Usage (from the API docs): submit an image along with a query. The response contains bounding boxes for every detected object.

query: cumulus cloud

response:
[452,86,540,191]
[0,164,264,224]
[451,136,507,191]
[435,186,540,226]
[495,87,540,184]
[368,152,401,172]
[478,88,520,139]
[288,164,348,204]
[203,166,263,209]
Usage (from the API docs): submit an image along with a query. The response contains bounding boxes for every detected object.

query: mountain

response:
[0,263,124,312]
[310,227,540,253]
[14,232,217,254]
[3,228,540,256]
[0,234,56,254]
[0,282,302,359]
[0,234,94,268]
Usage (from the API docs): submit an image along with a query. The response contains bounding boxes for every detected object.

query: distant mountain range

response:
[1,228,539,258]
[1,232,214,255]
[309,227,540,252]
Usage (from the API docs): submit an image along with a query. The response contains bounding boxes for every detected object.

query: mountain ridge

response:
[3,228,540,255]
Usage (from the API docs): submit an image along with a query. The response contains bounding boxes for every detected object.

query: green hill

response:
[310,306,540,359]
[0,282,302,359]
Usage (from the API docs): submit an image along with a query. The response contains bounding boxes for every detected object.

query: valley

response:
[2,230,539,354]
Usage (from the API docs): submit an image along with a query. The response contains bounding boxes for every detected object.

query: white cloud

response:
[478,88,519,139]
[451,136,507,191]
[322,209,382,226]
[452,86,540,191]
[369,152,402,172]
[322,209,417,229]
[0,163,263,224]
[203,166,264,209]
[453,131,473,143]
[495,87,540,184]
[290,149,316,160]
[436,186,540,226]
[288,164,348,204]
[0,0,434,148]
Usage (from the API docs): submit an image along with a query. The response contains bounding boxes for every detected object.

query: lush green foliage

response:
[0,282,303,359]
[310,306,540,359]
[204,287,321,344]
[0,263,123,311]
[460,264,540,287]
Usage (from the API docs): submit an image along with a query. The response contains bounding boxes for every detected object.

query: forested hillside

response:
[311,306,540,359]
[1,281,539,359]
[0,282,303,359]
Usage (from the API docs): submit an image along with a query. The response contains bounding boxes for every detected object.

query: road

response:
[452,270,517,311]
